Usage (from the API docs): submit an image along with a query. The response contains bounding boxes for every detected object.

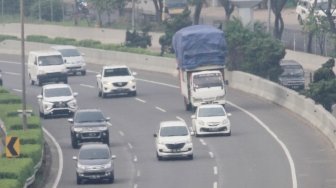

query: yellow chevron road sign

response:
[6,136,20,158]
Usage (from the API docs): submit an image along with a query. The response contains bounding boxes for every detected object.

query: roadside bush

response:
[7,129,43,145]
[0,88,9,93]
[26,35,53,43]
[0,179,20,188]
[0,35,18,42]
[77,39,101,48]
[20,144,43,165]
[0,158,34,187]
[54,37,77,45]
[3,116,40,130]
[0,104,32,118]
[0,94,21,104]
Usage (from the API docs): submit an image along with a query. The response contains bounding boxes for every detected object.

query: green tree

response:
[159,8,192,56]
[224,18,285,81]
[313,58,335,82]
[304,79,336,111]
[270,0,288,39]
[219,0,234,21]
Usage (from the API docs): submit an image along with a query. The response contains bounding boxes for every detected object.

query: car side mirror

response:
[153,133,157,137]
[133,72,137,76]
[73,92,78,97]
[72,156,77,161]
[37,95,43,99]
[96,74,102,79]
[111,155,116,159]
[68,118,74,123]
[191,115,196,119]
[227,113,232,117]
[190,131,195,136]
[105,117,111,121]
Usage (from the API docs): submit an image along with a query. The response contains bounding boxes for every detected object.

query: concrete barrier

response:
[0,39,335,148]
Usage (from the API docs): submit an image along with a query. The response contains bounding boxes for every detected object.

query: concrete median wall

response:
[0,39,335,148]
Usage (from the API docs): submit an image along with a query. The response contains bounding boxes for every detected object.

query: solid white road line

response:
[228,101,297,188]
[4,71,20,76]
[42,128,63,188]
[0,60,20,65]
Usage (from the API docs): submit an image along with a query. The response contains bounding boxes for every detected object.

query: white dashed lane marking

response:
[80,84,95,88]
[199,139,207,146]
[155,106,166,112]
[135,98,146,103]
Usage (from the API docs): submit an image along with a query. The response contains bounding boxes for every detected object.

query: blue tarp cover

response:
[172,25,227,70]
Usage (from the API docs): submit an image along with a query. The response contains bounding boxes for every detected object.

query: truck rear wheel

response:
[184,97,191,111]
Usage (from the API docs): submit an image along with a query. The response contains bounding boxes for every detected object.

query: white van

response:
[296,0,336,24]
[27,50,68,86]
[51,45,86,76]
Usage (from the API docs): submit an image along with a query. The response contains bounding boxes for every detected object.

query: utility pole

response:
[267,0,271,34]
[132,0,135,30]
[20,0,27,130]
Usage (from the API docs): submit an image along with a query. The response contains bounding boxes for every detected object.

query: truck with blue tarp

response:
[172,25,227,111]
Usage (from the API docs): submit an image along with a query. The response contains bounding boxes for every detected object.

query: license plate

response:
[171,149,180,153]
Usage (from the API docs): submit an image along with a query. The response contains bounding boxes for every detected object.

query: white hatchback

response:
[37,83,78,118]
[154,121,193,160]
[191,104,231,136]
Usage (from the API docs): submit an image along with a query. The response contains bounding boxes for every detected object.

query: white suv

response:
[96,65,137,98]
[37,83,78,118]
[191,104,231,136]
[51,45,86,76]
[154,121,193,160]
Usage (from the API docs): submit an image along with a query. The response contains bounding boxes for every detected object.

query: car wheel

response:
[131,91,137,96]
[102,92,107,98]
[156,152,163,161]
[37,79,43,86]
[184,97,191,111]
[108,172,114,183]
[63,78,68,84]
[76,174,82,185]
[81,70,86,76]
[226,131,231,136]
[103,137,110,146]
[39,111,45,119]
[188,154,193,160]
[71,136,79,149]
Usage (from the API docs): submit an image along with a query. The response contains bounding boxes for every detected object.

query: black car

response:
[69,109,111,149]
[278,59,305,90]
[73,143,116,184]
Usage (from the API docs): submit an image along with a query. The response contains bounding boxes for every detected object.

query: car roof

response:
[75,109,102,113]
[42,83,71,90]
[80,143,110,150]
[103,65,129,70]
[29,50,62,56]
[198,104,224,109]
[51,45,77,50]
[160,121,187,128]
[280,60,302,66]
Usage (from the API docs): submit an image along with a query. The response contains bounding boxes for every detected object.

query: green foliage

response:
[29,0,63,21]
[53,37,77,45]
[303,79,336,111]
[313,58,336,82]
[3,116,40,130]
[159,8,192,56]
[0,179,21,188]
[7,129,43,145]
[0,104,29,118]
[224,19,286,81]
[20,144,43,165]
[0,158,34,187]
[77,39,102,47]
[26,35,54,43]
[0,94,21,104]
[0,35,18,42]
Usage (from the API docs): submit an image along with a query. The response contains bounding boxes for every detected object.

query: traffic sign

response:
[6,136,20,158]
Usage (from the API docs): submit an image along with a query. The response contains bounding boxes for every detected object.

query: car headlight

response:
[43,101,53,110]
[222,118,229,124]
[197,120,205,126]
[103,162,112,169]
[128,79,135,84]
[73,127,83,132]
[102,81,110,85]
[98,126,108,131]
[77,163,86,171]
[67,99,77,108]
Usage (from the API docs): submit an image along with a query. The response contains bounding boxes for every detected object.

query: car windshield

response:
[38,55,64,66]
[198,107,225,117]
[104,68,130,77]
[44,87,72,97]
[160,126,188,137]
[281,65,304,77]
[74,111,106,123]
[193,73,223,89]
[79,147,110,160]
[58,49,81,57]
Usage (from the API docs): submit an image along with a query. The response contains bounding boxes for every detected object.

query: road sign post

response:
[5,136,20,158]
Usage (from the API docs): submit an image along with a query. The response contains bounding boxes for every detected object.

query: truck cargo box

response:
[172,25,227,70]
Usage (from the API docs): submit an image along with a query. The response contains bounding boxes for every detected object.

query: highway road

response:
[0,53,336,188]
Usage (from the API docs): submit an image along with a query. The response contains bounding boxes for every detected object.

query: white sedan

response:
[191,104,231,136]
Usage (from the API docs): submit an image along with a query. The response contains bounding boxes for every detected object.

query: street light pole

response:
[20,0,27,130]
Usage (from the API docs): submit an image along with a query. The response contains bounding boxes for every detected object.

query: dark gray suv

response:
[69,109,111,149]
[278,60,305,90]
[73,143,116,184]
